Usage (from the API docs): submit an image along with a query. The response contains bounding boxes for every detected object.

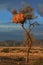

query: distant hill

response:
[0,40,43,47]
[0,40,16,46]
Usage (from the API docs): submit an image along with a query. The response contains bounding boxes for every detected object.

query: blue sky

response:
[0,0,43,31]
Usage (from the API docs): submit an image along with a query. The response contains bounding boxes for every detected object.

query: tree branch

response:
[28,21,40,33]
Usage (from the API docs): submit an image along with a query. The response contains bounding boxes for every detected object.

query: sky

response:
[0,0,43,31]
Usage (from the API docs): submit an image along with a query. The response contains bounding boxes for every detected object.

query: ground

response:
[0,46,43,65]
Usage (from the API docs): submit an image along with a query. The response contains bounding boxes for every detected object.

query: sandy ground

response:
[0,46,43,65]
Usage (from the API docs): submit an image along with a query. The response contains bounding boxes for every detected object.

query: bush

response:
[13,56,25,61]
[1,48,9,53]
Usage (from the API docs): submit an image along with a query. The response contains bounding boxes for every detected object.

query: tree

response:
[10,5,40,64]
[19,5,40,64]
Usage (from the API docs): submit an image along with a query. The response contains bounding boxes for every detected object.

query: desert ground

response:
[0,46,43,65]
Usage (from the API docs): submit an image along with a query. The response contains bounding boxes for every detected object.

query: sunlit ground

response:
[0,46,43,65]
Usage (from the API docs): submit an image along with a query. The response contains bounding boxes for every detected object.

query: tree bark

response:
[22,25,32,64]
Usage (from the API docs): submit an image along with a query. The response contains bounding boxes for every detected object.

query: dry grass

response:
[0,46,43,65]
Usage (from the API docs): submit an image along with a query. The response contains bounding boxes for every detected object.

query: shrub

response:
[13,56,25,61]
[1,48,9,53]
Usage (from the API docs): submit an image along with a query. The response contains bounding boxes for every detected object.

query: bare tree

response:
[10,5,40,64]
[19,5,40,64]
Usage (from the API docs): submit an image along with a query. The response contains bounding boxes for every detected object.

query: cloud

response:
[0,25,21,28]
[20,1,29,7]
[0,24,22,32]
[0,3,10,9]
[34,32,43,35]
[20,1,26,6]
[37,3,43,17]
[0,2,14,13]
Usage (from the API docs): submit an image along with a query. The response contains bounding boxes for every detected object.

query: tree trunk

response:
[22,25,32,64]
